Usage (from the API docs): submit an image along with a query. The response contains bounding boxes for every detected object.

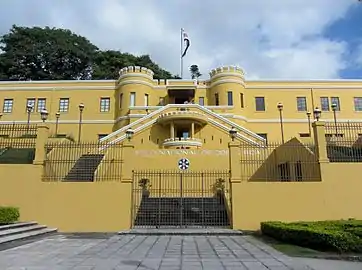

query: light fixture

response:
[78,103,85,112]
[313,107,321,121]
[229,127,237,141]
[40,109,49,122]
[277,102,283,110]
[125,128,135,141]
[331,103,337,111]
[55,112,60,119]
[26,104,33,113]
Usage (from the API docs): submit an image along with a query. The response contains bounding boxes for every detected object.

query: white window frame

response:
[59,98,69,112]
[3,99,14,113]
[100,97,110,112]
[130,92,136,107]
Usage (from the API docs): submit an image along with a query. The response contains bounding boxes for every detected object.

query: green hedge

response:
[0,206,20,224]
[261,220,362,253]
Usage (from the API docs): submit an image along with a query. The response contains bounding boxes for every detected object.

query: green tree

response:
[0,25,99,80]
[190,64,202,79]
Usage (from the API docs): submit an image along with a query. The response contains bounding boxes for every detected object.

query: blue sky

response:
[0,0,361,80]
[324,4,362,79]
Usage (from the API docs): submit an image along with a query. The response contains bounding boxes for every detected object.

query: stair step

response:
[0,224,47,238]
[0,222,38,231]
[0,228,57,245]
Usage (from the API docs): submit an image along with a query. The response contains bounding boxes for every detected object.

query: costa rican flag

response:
[181,30,190,58]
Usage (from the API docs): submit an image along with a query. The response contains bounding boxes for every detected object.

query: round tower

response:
[116,66,154,127]
[208,65,246,120]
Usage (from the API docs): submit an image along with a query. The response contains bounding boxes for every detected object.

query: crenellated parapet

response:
[118,66,154,80]
[209,65,244,81]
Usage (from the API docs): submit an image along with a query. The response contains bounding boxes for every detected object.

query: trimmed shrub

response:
[261,221,362,253]
[0,206,20,224]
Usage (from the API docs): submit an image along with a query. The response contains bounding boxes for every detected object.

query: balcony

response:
[163,137,202,148]
[157,110,207,125]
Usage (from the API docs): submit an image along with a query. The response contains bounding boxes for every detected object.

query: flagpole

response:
[180,28,184,79]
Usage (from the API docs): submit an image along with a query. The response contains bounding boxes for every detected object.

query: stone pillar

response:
[191,122,195,138]
[33,124,49,165]
[312,121,329,163]
[121,141,135,182]
[170,122,175,139]
[228,142,241,182]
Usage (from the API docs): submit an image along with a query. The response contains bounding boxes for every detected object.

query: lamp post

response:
[229,127,237,141]
[40,109,49,123]
[277,102,284,143]
[55,112,60,135]
[26,104,33,133]
[313,107,321,121]
[331,103,338,136]
[78,103,85,142]
[306,111,311,136]
[125,128,135,141]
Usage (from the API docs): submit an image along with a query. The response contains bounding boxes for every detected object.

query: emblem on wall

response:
[178,158,190,170]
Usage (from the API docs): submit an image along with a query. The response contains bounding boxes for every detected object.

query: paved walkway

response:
[0,234,361,269]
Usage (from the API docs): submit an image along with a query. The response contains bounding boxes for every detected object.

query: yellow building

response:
[0,65,362,232]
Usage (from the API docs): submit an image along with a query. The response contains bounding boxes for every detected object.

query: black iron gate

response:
[131,170,231,228]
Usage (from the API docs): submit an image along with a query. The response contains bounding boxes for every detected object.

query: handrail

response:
[100,104,266,143]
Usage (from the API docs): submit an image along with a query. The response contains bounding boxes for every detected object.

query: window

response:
[240,93,244,108]
[198,97,204,106]
[294,161,302,181]
[257,133,268,144]
[26,98,36,112]
[98,134,108,140]
[227,91,233,106]
[119,94,123,108]
[354,97,362,111]
[330,97,340,111]
[37,98,46,112]
[2,99,13,113]
[296,97,307,111]
[320,97,329,111]
[144,94,149,106]
[255,97,265,111]
[59,98,69,112]
[278,162,291,182]
[100,97,110,112]
[215,93,219,106]
[130,92,136,106]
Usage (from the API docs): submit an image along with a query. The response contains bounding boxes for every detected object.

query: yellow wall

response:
[231,163,362,230]
[0,165,132,232]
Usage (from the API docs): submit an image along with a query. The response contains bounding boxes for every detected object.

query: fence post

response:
[33,124,49,165]
[121,140,135,182]
[228,142,241,182]
[312,121,329,163]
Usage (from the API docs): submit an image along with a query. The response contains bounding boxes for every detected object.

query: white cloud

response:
[0,0,358,79]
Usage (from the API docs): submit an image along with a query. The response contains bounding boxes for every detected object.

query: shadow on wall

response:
[247,138,321,182]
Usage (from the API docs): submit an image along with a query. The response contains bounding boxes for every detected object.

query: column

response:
[191,122,195,138]
[33,124,50,165]
[312,121,329,163]
[170,122,175,139]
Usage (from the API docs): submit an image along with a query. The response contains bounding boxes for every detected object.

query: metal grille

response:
[0,124,37,164]
[132,170,231,228]
[324,122,362,162]
[43,141,123,182]
[238,141,320,182]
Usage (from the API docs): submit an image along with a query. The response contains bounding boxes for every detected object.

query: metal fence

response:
[42,141,123,182]
[0,124,37,164]
[132,170,231,228]
[238,141,320,182]
[324,122,362,162]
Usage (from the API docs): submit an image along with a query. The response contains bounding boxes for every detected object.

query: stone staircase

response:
[64,154,104,182]
[0,222,57,245]
[134,195,230,228]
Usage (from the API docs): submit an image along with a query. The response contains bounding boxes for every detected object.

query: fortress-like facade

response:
[1,65,361,145]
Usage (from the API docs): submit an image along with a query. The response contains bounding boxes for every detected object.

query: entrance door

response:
[131,170,231,228]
